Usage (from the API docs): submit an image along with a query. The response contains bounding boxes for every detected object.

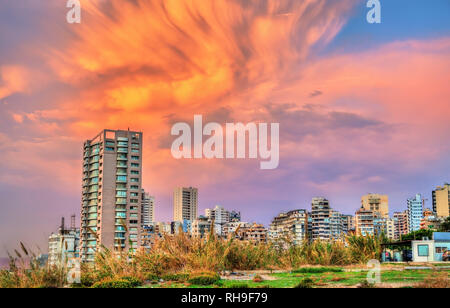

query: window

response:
[106,147,115,151]
[418,245,429,257]
[117,141,128,146]
[131,170,139,175]
[131,149,139,153]
[131,163,139,167]
[130,199,138,203]
[130,185,139,190]
[131,143,139,147]
[131,178,139,183]
[116,176,127,182]
[131,156,139,160]
[130,192,139,197]
[116,191,127,197]
[106,141,115,146]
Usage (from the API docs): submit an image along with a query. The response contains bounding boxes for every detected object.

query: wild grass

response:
[0,233,384,288]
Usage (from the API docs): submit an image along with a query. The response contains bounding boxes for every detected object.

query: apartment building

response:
[355,207,375,236]
[311,198,331,241]
[223,221,250,238]
[361,194,389,218]
[341,215,355,235]
[48,217,79,267]
[191,216,211,238]
[269,209,308,246]
[205,205,231,235]
[237,223,267,243]
[80,129,143,262]
[407,194,424,232]
[393,210,409,240]
[330,210,343,240]
[141,190,155,227]
[173,187,198,222]
[432,183,450,218]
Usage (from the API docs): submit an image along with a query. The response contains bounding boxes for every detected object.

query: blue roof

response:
[433,232,450,241]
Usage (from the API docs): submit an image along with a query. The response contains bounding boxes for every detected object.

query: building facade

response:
[393,210,409,240]
[80,129,143,262]
[311,198,331,241]
[433,183,450,218]
[355,207,375,236]
[173,187,198,222]
[361,194,389,218]
[141,190,155,227]
[407,194,424,232]
[269,209,308,246]
[48,217,79,267]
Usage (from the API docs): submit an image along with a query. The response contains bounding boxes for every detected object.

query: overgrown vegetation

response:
[0,233,385,288]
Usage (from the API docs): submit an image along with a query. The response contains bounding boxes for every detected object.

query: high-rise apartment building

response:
[80,129,143,262]
[173,187,198,222]
[141,190,155,227]
[311,197,331,241]
[269,209,308,246]
[407,194,424,232]
[330,210,343,240]
[361,194,389,218]
[393,211,409,240]
[432,183,450,218]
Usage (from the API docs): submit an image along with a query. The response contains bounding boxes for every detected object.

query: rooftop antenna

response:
[60,217,65,234]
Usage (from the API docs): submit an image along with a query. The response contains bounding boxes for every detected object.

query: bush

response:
[292,267,343,274]
[92,279,135,289]
[120,276,143,287]
[162,273,189,282]
[252,275,264,283]
[188,271,221,286]
[144,273,160,283]
[295,278,315,288]
[229,283,249,288]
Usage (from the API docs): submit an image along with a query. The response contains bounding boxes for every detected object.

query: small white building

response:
[411,232,450,262]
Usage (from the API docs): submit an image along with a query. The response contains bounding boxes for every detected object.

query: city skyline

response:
[1,0,450,257]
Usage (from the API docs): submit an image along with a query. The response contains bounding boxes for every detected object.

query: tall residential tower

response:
[80,129,143,262]
[173,187,198,222]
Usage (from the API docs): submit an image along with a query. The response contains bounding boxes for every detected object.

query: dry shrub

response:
[416,272,450,288]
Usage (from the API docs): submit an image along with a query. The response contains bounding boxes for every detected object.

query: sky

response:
[0,0,449,257]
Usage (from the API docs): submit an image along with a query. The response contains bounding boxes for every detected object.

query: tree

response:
[439,217,450,232]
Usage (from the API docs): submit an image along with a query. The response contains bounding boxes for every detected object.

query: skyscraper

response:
[311,197,331,241]
[361,194,389,218]
[432,183,450,218]
[141,190,155,227]
[173,187,198,222]
[80,129,143,262]
[407,194,424,232]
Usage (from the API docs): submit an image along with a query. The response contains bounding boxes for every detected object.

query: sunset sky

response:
[0,0,449,256]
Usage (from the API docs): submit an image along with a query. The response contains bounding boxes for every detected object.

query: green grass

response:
[144,268,450,288]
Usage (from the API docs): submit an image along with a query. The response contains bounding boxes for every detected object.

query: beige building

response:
[355,207,375,236]
[361,194,389,218]
[173,187,198,222]
[432,183,450,218]
[80,129,143,262]
[269,210,308,246]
